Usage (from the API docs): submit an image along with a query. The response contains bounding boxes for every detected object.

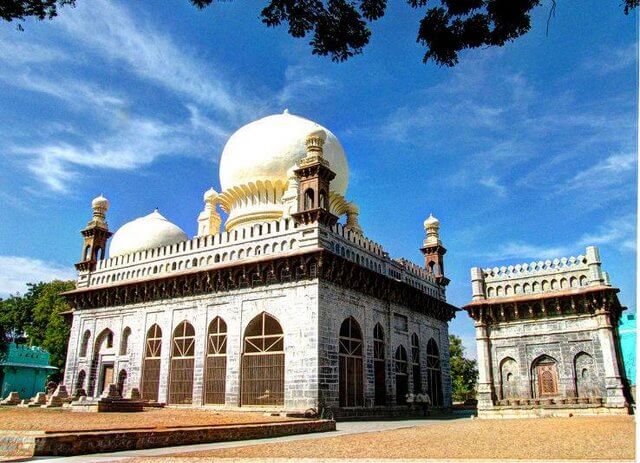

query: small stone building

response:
[0,343,57,399]
[463,246,630,418]
[62,112,456,415]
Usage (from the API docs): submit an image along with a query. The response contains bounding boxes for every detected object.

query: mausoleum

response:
[464,246,631,418]
[62,111,456,415]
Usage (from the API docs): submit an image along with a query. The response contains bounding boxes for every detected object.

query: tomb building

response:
[62,111,456,415]
[464,246,631,418]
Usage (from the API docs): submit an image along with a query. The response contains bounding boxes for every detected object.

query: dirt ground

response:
[164,415,636,461]
[0,407,297,433]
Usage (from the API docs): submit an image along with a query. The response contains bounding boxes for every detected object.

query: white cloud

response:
[0,72,126,112]
[478,175,507,197]
[478,242,572,262]
[56,0,253,120]
[579,214,636,252]
[14,117,189,193]
[0,256,75,298]
[582,42,638,75]
[277,63,334,106]
[560,152,636,193]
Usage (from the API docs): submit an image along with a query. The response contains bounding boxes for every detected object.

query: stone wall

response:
[318,281,451,409]
[487,314,605,401]
[64,279,320,410]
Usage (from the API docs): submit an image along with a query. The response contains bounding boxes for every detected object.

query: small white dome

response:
[219,111,349,195]
[203,187,218,202]
[92,194,109,210]
[424,213,440,228]
[109,210,188,257]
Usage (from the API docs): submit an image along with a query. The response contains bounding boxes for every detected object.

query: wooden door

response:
[537,364,558,396]
[101,365,114,394]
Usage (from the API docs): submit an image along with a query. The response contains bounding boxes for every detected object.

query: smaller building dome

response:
[109,210,188,257]
[92,194,109,210]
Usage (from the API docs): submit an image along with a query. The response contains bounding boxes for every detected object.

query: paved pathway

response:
[31,412,473,462]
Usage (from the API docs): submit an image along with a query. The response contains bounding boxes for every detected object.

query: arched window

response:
[395,346,408,405]
[373,323,386,405]
[411,333,422,393]
[84,244,91,260]
[168,321,196,404]
[500,357,518,400]
[119,327,131,355]
[141,324,162,402]
[339,317,364,407]
[579,275,587,286]
[531,355,559,397]
[574,352,596,398]
[570,276,578,288]
[304,188,314,210]
[319,190,328,209]
[426,338,443,406]
[204,317,227,404]
[80,330,91,357]
[241,312,285,406]
[117,369,127,397]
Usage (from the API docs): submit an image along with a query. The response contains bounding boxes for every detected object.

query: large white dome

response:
[219,111,349,195]
[109,210,188,257]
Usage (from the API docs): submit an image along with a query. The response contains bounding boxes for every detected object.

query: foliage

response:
[0,280,75,381]
[449,334,478,402]
[2,1,637,66]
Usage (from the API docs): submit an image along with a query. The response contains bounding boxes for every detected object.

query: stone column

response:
[595,310,627,408]
[475,321,495,410]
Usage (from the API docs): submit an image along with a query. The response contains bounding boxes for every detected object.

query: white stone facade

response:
[64,222,454,413]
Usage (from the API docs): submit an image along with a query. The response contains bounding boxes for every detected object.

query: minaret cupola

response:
[75,195,113,272]
[291,130,339,227]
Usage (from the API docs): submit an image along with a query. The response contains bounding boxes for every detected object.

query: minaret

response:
[291,129,339,227]
[345,202,363,235]
[75,195,113,272]
[420,213,449,286]
[197,188,222,237]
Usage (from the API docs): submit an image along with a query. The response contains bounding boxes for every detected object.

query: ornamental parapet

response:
[64,248,457,322]
[77,218,444,300]
[470,246,609,301]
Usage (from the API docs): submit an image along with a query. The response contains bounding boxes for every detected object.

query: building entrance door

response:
[100,364,114,394]
[536,363,558,396]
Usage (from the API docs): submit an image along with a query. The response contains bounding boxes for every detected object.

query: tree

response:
[2,1,637,66]
[0,280,74,381]
[449,334,478,402]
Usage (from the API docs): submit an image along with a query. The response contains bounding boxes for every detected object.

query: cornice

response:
[63,248,457,322]
[463,286,623,324]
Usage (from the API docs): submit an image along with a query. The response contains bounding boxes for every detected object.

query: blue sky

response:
[0,0,636,357]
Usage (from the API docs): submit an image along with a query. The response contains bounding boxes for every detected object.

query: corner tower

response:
[75,195,112,272]
[421,214,449,286]
[291,130,339,227]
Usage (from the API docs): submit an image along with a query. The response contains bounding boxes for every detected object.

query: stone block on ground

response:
[1,392,21,405]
